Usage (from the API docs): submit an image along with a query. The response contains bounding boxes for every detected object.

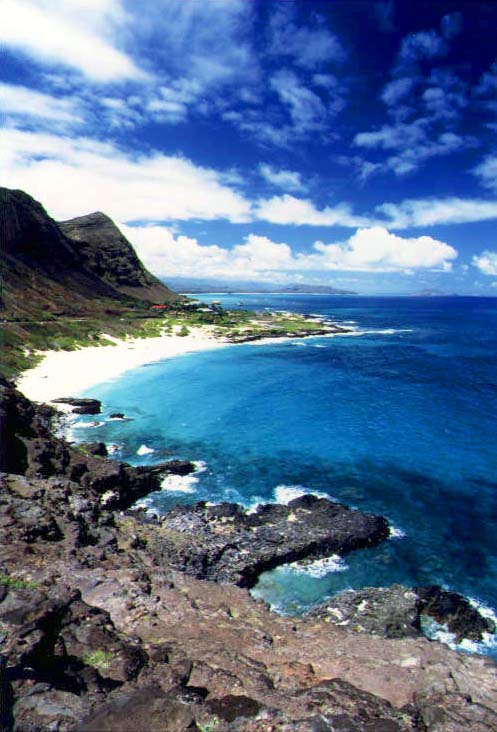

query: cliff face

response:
[59,212,170,303]
[0,188,174,318]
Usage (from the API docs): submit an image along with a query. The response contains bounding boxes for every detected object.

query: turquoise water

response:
[76,295,497,654]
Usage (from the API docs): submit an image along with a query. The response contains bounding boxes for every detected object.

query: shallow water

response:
[76,295,497,656]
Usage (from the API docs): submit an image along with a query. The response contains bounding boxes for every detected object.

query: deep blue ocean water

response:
[75,295,497,656]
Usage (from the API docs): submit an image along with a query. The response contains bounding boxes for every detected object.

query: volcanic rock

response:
[145,496,390,587]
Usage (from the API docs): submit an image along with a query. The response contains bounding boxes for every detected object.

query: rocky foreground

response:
[1,380,497,731]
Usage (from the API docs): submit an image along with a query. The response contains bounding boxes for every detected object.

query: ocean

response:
[74,295,497,656]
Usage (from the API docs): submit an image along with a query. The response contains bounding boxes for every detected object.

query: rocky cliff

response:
[1,380,496,732]
[0,188,174,320]
[59,212,169,304]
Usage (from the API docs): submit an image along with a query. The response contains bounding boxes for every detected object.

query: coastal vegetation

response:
[1,300,340,380]
[0,187,341,380]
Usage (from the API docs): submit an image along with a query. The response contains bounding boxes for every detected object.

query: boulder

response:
[51,398,102,415]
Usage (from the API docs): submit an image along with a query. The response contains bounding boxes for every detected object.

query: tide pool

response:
[76,295,497,656]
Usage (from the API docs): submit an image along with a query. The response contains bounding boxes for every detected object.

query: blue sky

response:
[2,0,497,294]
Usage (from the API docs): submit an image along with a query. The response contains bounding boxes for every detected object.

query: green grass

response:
[2,302,335,382]
[82,649,114,672]
[0,575,38,590]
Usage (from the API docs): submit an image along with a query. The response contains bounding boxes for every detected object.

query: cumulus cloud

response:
[122,225,457,282]
[473,154,497,192]
[472,250,497,276]
[2,128,251,223]
[310,227,457,272]
[256,195,370,228]
[0,0,144,82]
[377,197,497,228]
[259,165,305,192]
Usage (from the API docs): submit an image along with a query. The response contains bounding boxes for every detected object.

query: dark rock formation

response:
[80,442,108,457]
[0,379,193,508]
[2,380,497,731]
[52,398,102,415]
[310,584,422,639]
[310,584,495,645]
[109,413,125,420]
[0,187,175,322]
[416,585,496,642]
[146,496,390,588]
[59,211,172,304]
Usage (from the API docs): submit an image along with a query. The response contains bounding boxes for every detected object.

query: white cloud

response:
[2,128,251,223]
[122,225,457,281]
[378,197,497,228]
[381,77,417,106]
[0,0,144,82]
[268,5,344,69]
[398,30,447,64]
[0,82,83,125]
[270,69,327,134]
[121,227,296,281]
[259,165,305,192]
[354,121,473,176]
[256,195,370,228]
[131,0,255,89]
[310,228,456,272]
[472,250,497,276]
[473,154,497,192]
[355,120,427,150]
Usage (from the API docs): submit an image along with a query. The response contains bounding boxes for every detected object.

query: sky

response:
[2,0,497,294]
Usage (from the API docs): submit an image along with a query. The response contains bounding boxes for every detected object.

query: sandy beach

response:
[16,326,227,404]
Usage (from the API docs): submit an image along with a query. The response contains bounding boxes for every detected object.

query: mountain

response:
[0,188,175,319]
[163,276,356,295]
[59,212,169,303]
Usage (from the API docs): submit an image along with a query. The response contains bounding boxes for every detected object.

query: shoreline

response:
[16,326,228,404]
[16,321,350,405]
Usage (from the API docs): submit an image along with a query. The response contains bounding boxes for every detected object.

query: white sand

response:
[17,327,227,404]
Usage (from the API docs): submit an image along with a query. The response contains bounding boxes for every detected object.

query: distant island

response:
[162,276,356,295]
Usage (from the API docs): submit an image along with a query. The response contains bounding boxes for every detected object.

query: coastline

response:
[16,326,228,404]
[16,321,349,405]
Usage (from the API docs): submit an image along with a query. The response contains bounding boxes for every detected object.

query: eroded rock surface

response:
[1,380,497,732]
[136,497,390,587]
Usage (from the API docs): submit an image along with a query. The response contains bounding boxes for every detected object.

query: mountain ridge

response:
[0,187,174,320]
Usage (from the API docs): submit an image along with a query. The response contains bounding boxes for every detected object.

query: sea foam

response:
[160,460,206,494]
[137,444,155,455]
[274,484,332,504]
[286,554,349,578]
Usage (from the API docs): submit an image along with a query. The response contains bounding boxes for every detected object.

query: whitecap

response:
[159,460,206,494]
[286,554,349,578]
[160,473,199,494]
[72,421,105,429]
[274,484,332,504]
[420,600,497,656]
[137,444,155,456]
[388,525,406,540]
